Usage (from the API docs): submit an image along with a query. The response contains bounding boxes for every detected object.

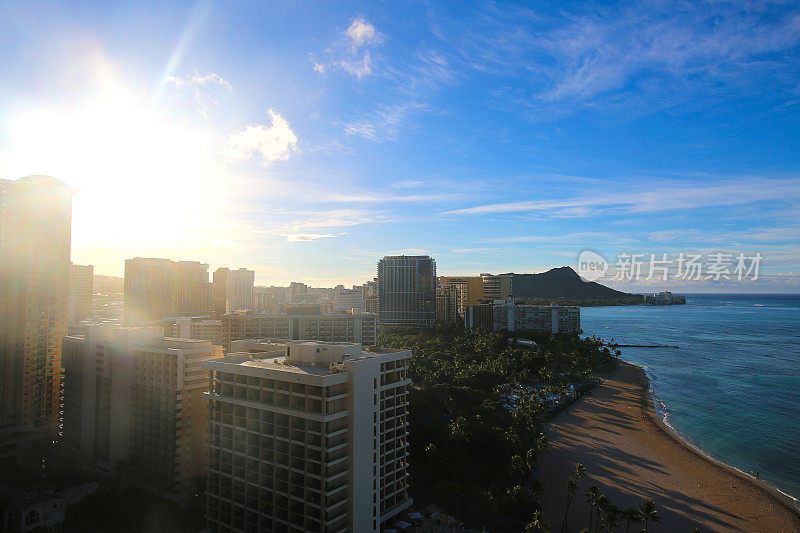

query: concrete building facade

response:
[492,302,581,335]
[480,273,513,301]
[204,340,412,532]
[61,326,222,499]
[219,312,378,350]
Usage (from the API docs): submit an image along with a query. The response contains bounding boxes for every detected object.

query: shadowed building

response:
[0,175,75,455]
[378,256,436,328]
[61,326,222,500]
[204,340,412,532]
[68,263,94,325]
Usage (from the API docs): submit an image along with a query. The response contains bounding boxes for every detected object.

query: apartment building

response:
[204,340,412,532]
[61,326,222,499]
[173,317,224,347]
[214,268,255,316]
[492,302,581,335]
[68,263,94,324]
[378,256,437,328]
[438,276,483,306]
[334,289,365,313]
[124,258,214,323]
[177,261,214,317]
[480,273,512,301]
[0,175,74,451]
[219,311,378,350]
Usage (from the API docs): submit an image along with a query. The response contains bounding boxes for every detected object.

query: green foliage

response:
[377,329,617,531]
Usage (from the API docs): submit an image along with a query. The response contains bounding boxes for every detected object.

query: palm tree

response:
[585,484,601,531]
[599,504,619,532]
[620,507,641,533]
[594,494,609,533]
[526,510,550,533]
[561,476,578,533]
[561,463,587,533]
[638,498,660,531]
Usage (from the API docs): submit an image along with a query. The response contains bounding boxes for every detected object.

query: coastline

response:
[632,360,800,520]
[537,360,800,532]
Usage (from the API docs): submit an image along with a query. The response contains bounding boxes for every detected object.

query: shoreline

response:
[631,359,800,518]
[537,360,800,532]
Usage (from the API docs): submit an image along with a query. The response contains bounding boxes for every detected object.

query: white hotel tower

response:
[203,340,412,533]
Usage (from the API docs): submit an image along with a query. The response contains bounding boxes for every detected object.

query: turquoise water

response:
[581,294,800,501]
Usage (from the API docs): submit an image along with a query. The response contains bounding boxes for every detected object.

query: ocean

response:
[581,294,800,502]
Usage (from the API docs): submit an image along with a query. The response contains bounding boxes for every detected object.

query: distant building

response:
[214,268,255,315]
[177,261,213,317]
[0,175,75,450]
[436,288,451,324]
[335,288,365,313]
[61,326,222,500]
[481,273,512,301]
[378,256,437,328]
[204,340,412,532]
[124,258,179,323]
[439,276,484,306]
[172,317,223,347]
[68,263,94,325]
[644,291,686,305]
[253,286,287,314]
[465,303,494,331]
[492,301,581,335]
[218,311,377,349]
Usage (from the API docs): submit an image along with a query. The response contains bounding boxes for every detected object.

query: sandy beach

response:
[537,361,800,532]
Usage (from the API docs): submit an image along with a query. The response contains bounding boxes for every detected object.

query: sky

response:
[1,0,799,292]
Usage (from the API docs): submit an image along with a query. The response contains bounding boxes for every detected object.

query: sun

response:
[0,60,227,273]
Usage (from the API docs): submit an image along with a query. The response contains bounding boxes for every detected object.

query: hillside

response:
[510,266,636,300]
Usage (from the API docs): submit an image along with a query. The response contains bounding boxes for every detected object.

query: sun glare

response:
[0,63,225,272]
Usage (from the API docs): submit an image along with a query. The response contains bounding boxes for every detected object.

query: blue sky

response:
[1,0,799,291]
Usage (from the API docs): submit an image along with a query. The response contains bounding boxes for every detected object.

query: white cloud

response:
[286,233,344,242]
[345,17,381,50]
[344,102,428,140]
[165,70,233,117]
[444,178,800,216]
[313,17,383,78]
[338,53,373,78]
[166,70,232,91]
[224,109,298,164]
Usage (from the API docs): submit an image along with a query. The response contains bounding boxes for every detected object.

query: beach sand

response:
[537,361,800,532]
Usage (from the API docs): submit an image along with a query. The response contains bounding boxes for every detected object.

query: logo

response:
[577,250,608,281]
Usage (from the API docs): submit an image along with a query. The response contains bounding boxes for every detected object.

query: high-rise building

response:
[378,256,436,328]
[218,311,377,349]
[214,268,255,315]
[481,273,513,301]
[0,175,74,448]
[253,286,287,314]
[61,326,222,499]
[177,260,213,317]
[125,258,213,323]
[68,262,94,324]
[435,288,452,325]
[124,258,179,323]
[204,340,412,532]
[438,276,483,306]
